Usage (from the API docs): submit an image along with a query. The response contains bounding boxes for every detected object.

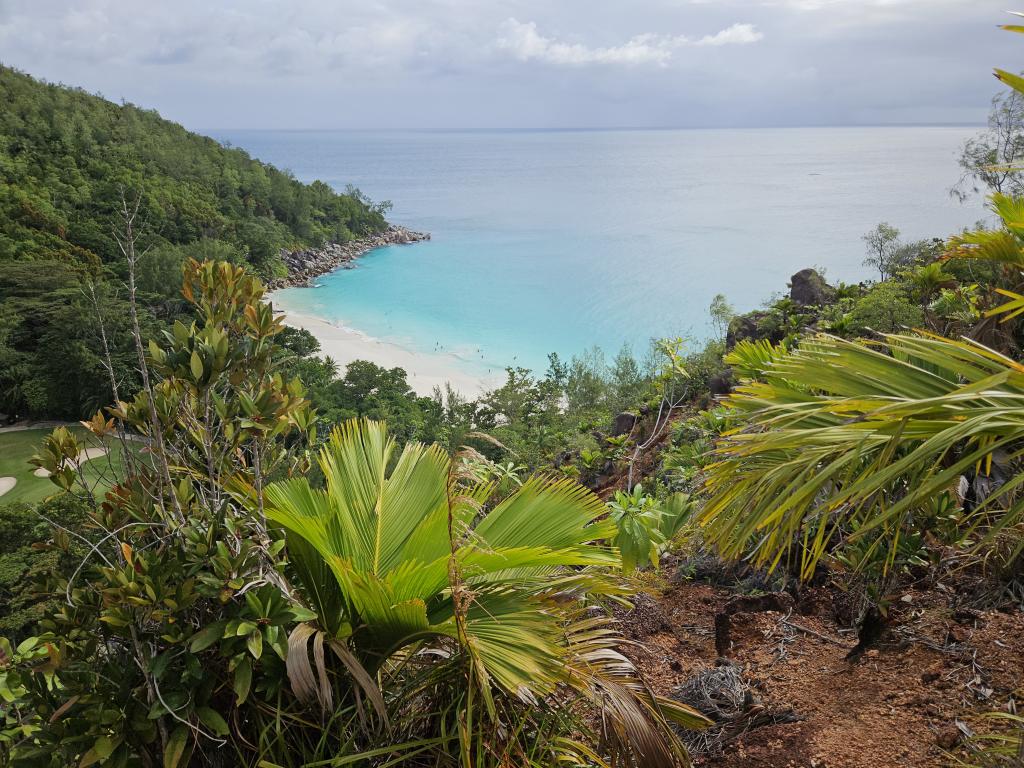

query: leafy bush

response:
[608,485,694,573]
[849,282,924,334]
[661,408,734,492]
[2,260,316,767]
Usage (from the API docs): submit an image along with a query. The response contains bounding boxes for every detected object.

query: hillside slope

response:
[0,65,388,274]
[0,65,389,420]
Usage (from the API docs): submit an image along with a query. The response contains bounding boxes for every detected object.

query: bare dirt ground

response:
[619,571,1024,767]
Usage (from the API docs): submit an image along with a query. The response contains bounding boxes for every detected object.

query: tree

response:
[3,260,317,766]
[610,344,648,411]
[952,88,1024,202]
[862,222,902,281]
[564,347,609,417]
[709,293,736,340]
[314,359,439,444]
[849,281,924,334]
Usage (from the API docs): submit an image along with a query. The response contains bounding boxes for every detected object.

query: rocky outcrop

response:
[268,225,430,289]
[726,311,782,348]
[611,412,638,437]
[708,369,734,397]
[789,268,834,307]
[725,268,835,350]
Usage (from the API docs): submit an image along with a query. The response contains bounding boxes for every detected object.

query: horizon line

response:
[200,122,985,134]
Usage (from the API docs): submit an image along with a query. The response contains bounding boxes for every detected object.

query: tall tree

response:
[861,222,902,281]
[952,88,1024,202]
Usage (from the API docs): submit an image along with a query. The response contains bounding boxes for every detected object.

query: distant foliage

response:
[848,281,924,334]
[310,359,453,445]
[0,496,87,640]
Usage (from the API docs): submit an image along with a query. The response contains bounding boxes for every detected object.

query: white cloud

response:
[0,0,1007,129]
[694,23,763,46]
[496,18,762,67]
[496,19,674,65]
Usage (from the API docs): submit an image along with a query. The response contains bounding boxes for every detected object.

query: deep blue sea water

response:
[214,128,985,376]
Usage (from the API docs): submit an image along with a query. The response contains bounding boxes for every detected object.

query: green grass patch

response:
[0,427,138,506]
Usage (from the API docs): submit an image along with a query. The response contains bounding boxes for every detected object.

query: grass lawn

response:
[0,427,139,506]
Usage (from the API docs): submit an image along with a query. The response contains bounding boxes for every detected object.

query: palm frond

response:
[562,617,710,768]
[262,418,697,762]
[701,333,1024,576]
[724,338,789,381]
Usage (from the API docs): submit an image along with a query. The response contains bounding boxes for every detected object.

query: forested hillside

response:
[0,65,388,419]
[0,66,387,269]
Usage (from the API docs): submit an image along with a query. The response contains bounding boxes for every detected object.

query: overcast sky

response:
[0,0,1019,130]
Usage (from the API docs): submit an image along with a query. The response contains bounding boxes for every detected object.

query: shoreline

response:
[267,223,499,397]
[269,304,499,397]
[267,225,430,290]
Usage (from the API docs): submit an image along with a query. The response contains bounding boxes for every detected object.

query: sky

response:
[0,0,1019,130]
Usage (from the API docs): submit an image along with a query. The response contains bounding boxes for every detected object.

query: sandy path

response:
[0,420,72,434]
[0,477,15,497]
[33,447,108,477]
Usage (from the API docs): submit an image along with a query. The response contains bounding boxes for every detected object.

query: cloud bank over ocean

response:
[0,0,1014,129]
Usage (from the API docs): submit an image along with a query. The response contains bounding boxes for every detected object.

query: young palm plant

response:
[700,332,1024,580]
[260,418,707,766]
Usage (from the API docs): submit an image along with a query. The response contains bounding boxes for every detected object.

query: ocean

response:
[214,127,985,378]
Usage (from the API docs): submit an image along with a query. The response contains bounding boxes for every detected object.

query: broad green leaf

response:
[163,726,190,768]
[79,735,120,767]
[196,706,229,737]
[189,350,204,381]
[234,621,257,636]
[188,620,227,652]
[233,657,252,705]
[246,630,263,660]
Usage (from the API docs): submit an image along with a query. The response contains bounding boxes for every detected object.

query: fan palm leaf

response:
[261,419,706,764]
[700,333,1024,577]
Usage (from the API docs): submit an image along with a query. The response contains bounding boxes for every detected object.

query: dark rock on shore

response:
[726,267,836,350]
[268,225,430,289]
[789,268,834,306]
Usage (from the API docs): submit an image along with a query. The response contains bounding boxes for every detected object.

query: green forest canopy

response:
[0,64,389,419]
[0,64,388,272]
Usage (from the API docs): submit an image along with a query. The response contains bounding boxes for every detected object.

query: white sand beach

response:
[272,305,498,397]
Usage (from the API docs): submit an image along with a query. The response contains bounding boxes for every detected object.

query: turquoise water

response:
[216,128,984,375]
